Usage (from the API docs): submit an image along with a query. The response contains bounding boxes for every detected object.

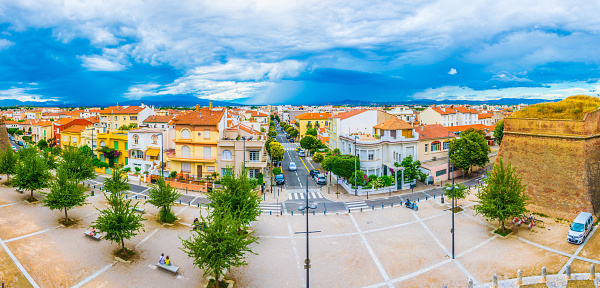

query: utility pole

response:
[354,135,358,196]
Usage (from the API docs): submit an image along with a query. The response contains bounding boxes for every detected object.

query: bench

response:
[84,231,102,240]
[15,187,23,193]
[129,207,145,213]
[156,263,179,273]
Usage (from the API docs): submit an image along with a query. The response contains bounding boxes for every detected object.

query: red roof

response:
[414,124,456,140]
[171,107,226,126]
[248,111,269,117]
[101,105,146,115]
[432,107,456,115]
[374,117,413,130]
[296,112,331,120]
[333,109,366,120]
[478,113,493,119]
[453,106,478,114]
[143,115,173,123]
[445,124,491,133]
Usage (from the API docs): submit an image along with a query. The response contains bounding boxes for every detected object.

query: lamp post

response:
[354,135,359,196]
[156,133,164,178]
[445,162,456,260]
[296,175,320,288]
[242,136,246,172]
[270,140,273,194]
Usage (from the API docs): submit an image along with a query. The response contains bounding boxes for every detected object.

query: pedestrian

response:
[165,255,171,266]
[159,253,166,264]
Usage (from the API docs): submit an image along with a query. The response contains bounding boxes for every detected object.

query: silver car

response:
[288,162,297,171]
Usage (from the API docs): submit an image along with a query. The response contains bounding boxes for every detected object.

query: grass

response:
[451,207,463,213]
[494,227,512,237]
[114,248,136,261]
[532,212,550,218]
[206,279,230,288]
[511,95,600,120]
[59,218,78,227]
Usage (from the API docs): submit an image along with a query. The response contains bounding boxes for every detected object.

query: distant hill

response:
[322,98,561,106]
[0,95,239,108]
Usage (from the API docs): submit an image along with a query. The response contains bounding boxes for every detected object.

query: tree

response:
[332,155,360,179]
[474,158,530,233]
[169,171,178,178]
[312,153,324,163]
[270,141,284,162]
[41,166,88,224]
[208,169,262,226]
[396,155,421,182]
[306,128,318,136]
[41,149,57,170]
[146,177,181,223]
[272,167,282,175]
[349,170,366,186]
[61,145,95,183]
[306,122,313,129]
[37,139,48,150]
[92,170,145,252]
[13,147,52,201]
[300,135,319,150]
[269,130,277,137]
[98,146,121,167]
[449,132,491,176]
[321,155,335,172]
[462,127,486,137]
[290,130,298,138]
[180,211,258,288]
[0,144,18,182]
[443,182,469,204]
[494,120,504,145]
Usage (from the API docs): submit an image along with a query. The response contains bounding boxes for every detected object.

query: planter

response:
[205,277,234,288]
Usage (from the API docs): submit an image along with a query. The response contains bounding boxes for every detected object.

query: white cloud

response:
[80,56,126,71]
[0,87,58,102]
[491,72,531,82]
[0,39,14,50]
[448,68,457,75]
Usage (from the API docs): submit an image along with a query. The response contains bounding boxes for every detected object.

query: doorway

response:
[197,165,202,179]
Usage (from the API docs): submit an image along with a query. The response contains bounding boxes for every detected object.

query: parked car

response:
[568,212,594,244]
[314,173,326,185]
[17,141,23,146]
[289,138,294,143]
[296,147,301,152]
[298,150,305,157]
[288,162,297,171]
[309,169,320,178]
[275,174,285,185]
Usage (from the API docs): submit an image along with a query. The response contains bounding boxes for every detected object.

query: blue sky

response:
[1,1,600,105]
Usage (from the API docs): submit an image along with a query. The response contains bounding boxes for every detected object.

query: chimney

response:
[209,102,213,109]
[116,103,119,109]
[196,104,200,111]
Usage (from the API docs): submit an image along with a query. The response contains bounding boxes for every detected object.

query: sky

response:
[1,1,600,106]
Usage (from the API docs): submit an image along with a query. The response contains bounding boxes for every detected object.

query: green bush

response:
[273,167,282,175]
[169,171,178,178]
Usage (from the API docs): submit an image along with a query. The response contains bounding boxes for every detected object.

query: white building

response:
[419,106,481,127]
[127,128,170,176]
[327,109,396,150]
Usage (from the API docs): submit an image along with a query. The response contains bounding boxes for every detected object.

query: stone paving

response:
[0,184,599,288]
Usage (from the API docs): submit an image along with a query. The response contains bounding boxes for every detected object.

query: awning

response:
[146,148,160,157]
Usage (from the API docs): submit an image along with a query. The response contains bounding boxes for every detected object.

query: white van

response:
[567,212,594,244]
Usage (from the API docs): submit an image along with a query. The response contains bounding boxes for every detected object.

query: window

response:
[131,150,143,159]
[114,141,119,150]
[443,141,449,150]
[431,142,441,152]
[359,150,366,160]
[100,141,106,147]
[325,121,328,126]
[391,130,396,138]
[130,116,137,121]
[133,135,139,144]
[181,146,191,157]
[424,144,428,153]
[63,135,68,142]
[222,168,233,176]
[124,143,128,150]
[114,116,117,120]
[436,169,447,177]
[203,147,212,159]
[368,151,374,160]
[248,169,260,178]
[204,129,210,139]
[249,150,260,162]
[72,137,77,143]
[222,150,232,160]
[182,162,191,172]
[100,154,105,162]
[207,166,215,173]
[114,124,117,129]
[123,116,126,121]
[125,157,128,165]
[181,129,191,139]
[151,134,158,144]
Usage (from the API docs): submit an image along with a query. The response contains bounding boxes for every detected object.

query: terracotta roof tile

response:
[415,124,456,140]
[453,106,478,114]
[249,111,269,117]
[333,109,366,120]
[54,118,74,125]
[445,124,490,133]
[101,105,146,115]
[143,115,173,123]
[373,117,413,130]
[62,125,87,134]
[432,107,456,115]
[33,120,53,126]
[478,113,493,119]
[295,112,332,120]
[171,108,225,126]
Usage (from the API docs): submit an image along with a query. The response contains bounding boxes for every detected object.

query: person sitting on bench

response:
[165,256,171,266]
[159,253,166,264]
[88,228,97,236]
[192,218,200,230]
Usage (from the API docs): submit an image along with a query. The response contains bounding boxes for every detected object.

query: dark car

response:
[289,138,294,143]
[275,174,285,185]
[310,169,320,178]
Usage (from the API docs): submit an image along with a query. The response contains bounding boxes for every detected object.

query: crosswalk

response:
[346,200,368,212]
[261,203,281,213]
[284,147,298,151]
[288,192,324,200]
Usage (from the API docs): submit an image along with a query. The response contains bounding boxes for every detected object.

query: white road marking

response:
[70,262,116,288]
[519,237,600,265]
[349,214,393,288]
[0,236,41,288]
[175,206,189,216]
[559,225,597,274]
[0,202,18,208]
[135,228,160,248]
[409,209,451,257]
[4,225,62,243]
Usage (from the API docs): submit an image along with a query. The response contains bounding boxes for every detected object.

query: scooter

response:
[404,199,418,211]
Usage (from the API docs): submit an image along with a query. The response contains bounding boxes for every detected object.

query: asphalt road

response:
[275,125,320,190]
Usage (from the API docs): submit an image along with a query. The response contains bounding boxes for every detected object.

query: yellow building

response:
[81,126,105,150]
[60,125,88,147]
[96,131,129,171]
[167,104,226,179]
[99,103,155,132]
[31,120,54,143]
[295,112,331,139]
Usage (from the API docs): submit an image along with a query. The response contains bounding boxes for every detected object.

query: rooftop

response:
[295,112,332,120]
[373,117,413,130]
[143,115,173,123]
[414,124,455,140]
[171,107,226,126]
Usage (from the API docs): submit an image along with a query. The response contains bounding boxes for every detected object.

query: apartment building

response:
[99,103,155,131]
[127,128,169,176]
[327,109,396,150]
[218,124,267,178]
[295,112,331,139]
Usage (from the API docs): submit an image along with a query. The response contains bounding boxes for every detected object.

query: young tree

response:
[92,170,145,252]
[208,169,262,226]
[13,147,52,201]
[37,139,48,150]
[61,145,95,184]
[146,177,181,223]
[269,142,285,162]
[289,130,298,138]
[312,153,324,163]
[306,128,318,136]
[474,158,530,233]
[300,135,319,150]
[449,132,491,176]
[396,155,421,182]
[443,182,469,204]
[494,120,504,145]
[41,166,88,223]
[180,211,258,288]
[0,144,18,182]
[332,155,360,179]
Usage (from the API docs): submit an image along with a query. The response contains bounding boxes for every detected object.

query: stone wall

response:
[497,110,600,219]
[0,117,10,152]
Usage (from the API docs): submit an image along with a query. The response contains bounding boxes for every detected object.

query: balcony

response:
[167,154,217,163]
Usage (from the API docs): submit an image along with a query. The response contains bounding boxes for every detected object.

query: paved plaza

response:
[0,184,599,288]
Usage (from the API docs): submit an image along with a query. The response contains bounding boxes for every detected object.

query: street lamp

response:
[445,179,456,259]
[353,135,359,196]
[155,133,164,178]
[295,176,320,288]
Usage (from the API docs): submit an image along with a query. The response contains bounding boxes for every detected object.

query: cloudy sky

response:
[1,0,600,105]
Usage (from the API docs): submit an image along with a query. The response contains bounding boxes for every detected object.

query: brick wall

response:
[498,110,600,219]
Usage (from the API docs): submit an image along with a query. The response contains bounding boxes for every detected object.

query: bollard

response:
[441,195,444,204]
[516,269,522,286]
[348,209,351,213]
[313,211,315,215]
[391,203,393,207]
[280,211,282,215]
[197,203,199,207]
[382,204,384,209]
[540,267,547,283]
[566,264,571,280]
[186,187,188,194]
[418,198,419,202]
[467,279,473,288]
[179,200,181,204]
[434,194,436,199]
[324,210,326,215]
[302,211,304,216]
[426,196,428,200]
[135,195,138,199]
[590,264,596,280]
[144,196,146,200]
[91,190,94,196]
[360,207,362,212]
[292,211,294,216]
[270,211,272,215]
[372,206,374,210]
[188,202,190,206]
[492,273,498,288]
